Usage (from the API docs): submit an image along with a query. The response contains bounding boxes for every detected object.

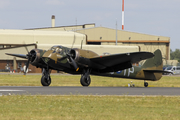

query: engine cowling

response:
[29,49,43,66]
[68,48,99,67]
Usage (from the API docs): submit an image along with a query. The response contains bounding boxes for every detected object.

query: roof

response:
[76,26,170,43]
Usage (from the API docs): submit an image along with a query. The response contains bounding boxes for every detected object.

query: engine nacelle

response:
[68,48,99,67]
[29,49,43,66]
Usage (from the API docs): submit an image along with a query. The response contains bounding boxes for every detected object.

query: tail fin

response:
[141,49,164,81]
[142,49,163,70]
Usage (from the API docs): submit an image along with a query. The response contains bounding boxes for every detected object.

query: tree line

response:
[170,49,180,62]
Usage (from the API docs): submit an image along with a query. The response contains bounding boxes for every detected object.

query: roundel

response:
[116,70,122,74]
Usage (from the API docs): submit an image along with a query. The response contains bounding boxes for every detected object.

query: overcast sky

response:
[0,0,179,51]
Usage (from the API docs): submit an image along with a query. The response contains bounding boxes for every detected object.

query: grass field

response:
[0,74,180,120]
[0,95,180,120]
[0,73,180,87]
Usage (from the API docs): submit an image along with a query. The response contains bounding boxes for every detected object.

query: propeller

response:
[66,53,79,71]
[23,45,36,75]
[66,32,79,71]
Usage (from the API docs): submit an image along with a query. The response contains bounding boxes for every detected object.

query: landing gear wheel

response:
[169,73,173,76]
[41,76,51,86]
[144,82,148,87]
[80,76,91,86]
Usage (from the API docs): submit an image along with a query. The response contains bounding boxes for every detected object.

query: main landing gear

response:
[80,69,91,86]
[144,81,148,87]
[41,68,51,86]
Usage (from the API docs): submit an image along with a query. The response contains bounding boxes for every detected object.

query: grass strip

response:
[0,74,179,87]
[0,95,179,120]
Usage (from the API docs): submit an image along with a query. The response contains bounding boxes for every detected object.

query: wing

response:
[5,53,27,59]
[90,52,154,72]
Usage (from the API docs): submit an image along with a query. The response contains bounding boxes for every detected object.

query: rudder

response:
[142,49,163,70]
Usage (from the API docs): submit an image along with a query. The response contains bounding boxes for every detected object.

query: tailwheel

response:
[80,75,91,87]
[144,81,148,87]
[41,75,51,86]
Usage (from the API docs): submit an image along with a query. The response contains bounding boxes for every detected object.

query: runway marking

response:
[0,90,24,92]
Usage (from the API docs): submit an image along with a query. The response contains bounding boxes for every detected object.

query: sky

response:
[0,0,179,51]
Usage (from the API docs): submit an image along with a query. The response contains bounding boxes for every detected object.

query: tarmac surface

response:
[0,86,180,96]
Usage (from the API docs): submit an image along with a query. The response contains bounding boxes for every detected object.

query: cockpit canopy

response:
[49,45,62,51]
[49,45,70,55]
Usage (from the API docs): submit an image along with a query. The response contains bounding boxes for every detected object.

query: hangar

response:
[76,26,170,60]
[30,22,170,63]
[29,16,170,60]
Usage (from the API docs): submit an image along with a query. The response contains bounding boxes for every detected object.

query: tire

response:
[169,73,173,76]
[41,76,51,86]
[80,76,91,86]
[144,82,148,87]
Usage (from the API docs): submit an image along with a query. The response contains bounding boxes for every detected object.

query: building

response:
[30,23,170,61]
[76,26,170,60]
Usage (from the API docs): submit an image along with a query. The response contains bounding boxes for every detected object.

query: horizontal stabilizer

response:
[143,70,172,73]
[5,53,27,59]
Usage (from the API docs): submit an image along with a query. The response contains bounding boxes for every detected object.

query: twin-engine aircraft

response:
[6,45,165,87]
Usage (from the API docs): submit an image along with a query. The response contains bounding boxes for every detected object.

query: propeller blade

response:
[24,58,30,75]
[23,42,29,53]
[71,33,76,49]
[66,53,79,71]
[25,46,29,54]
[69,57,79,71]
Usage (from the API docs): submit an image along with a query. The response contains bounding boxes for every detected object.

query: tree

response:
[170,49,180,62]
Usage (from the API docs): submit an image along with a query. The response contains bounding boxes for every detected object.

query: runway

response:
[0,86,180,96]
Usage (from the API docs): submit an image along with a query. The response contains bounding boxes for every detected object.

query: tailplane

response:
[141,49,168,81]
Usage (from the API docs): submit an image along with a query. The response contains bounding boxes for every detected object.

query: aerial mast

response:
[116,19,118,45]
[122,0,124,30]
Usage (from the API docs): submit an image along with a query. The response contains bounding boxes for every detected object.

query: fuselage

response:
[42,54,162,81]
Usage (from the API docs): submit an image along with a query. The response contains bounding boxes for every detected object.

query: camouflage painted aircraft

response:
[6,45,165,87]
